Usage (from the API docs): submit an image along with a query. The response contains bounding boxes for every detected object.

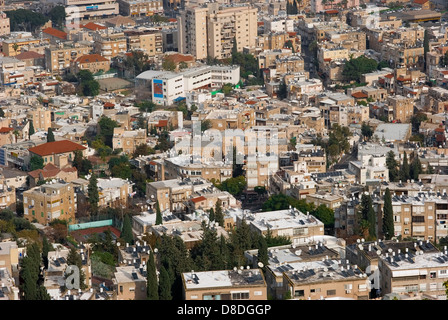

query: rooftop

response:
[183,268,265,290]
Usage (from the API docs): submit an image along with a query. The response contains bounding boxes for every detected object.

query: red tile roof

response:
[351,92,368,99]
[28,140,86,157]
[15,51,44,60]
[191,196,206,203]
[156,120,168,127]
[42,27,67,40]
[165,53,194,64]
[0,127,13,133]
[82,22,106,31]
[413,0,429,4]
[75,54,109,64]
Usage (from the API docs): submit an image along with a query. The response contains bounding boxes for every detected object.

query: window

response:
[232,292,249,300]
[294,290,304,297]
[327,289,336,296]
[430,272,436,279]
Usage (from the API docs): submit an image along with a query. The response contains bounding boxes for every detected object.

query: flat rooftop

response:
[183,268,265,290]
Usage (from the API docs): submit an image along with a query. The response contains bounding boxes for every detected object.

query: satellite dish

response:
[376,250,381,255]
[258,262,264,268]
[154,248,158,253]
[116,242,120,247]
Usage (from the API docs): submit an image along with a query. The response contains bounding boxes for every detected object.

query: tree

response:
[87,173,99,216]
[342,55,379,83]
[313,204,335,231]
[214,200,224,228]
[66,246,87,290]
[215,175,246,196]
[76,70,100,96]
[121,214,134,245]
[29,155,44,171]
[382,188,394,240]
[28,120,35,138]
[277,81,288,100]
[423,29,429,69]
[46,127,55,142]
[386,151,399,182]
[97,115,119,148]
[155,200,162,225]
[208,208,215,223]
[5,9,49,32]
[256,236,268,271]
[400,152,410,182]
[158,266,172,300]
[42,236,52,270]
[221,83,233,96]
[48,5,66,30]
[201,119,212,132]
[410,155,422,181]
[361,122,373,141]
[146,250,159,300]
[360,194,376,240]
[162,58,176,71]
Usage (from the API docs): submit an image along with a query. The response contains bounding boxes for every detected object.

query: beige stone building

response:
[28,140,87,169]
[113,266,147,300]
[124,30,163,56]
[178,3,257,60]
[239,208,325,246]
[0,12,10,36]
[117,0,163,16]
[70,53,111,75]
[0,241,19,277]
[112,127,146,155]
[44,42,93,75]
[28,107,52,132]
[282,259,370,300]
[182,268,267,300]
[93,32,127,60]
[23,181,76,225]
[387,95,414,123]
[379,242,448,298]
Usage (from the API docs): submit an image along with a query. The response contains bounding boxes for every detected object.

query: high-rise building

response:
[178,3,258,60]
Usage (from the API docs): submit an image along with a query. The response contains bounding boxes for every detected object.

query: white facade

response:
[137,65,240,106]
[263,18,294,33]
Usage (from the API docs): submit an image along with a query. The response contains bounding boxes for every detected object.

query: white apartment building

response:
[46,0,120,25]
[135,65,240,105]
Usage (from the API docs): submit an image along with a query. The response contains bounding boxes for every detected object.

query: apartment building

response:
[0,241,19,277]
[135,65,240,105]
[146,177,213,213]
[124,30,163,56]
[281,258,370,300]
[0,12,10,36]
[310,0,359,13]
[182,268,267,300]
[238,207,325,246]
[92,31,127,60]
[117,0,163,16]
[177,6,208,60]
[97,177,133,208]
[379,241,448,299]
[44,41,92,75]
[0,56,28,87]
[28,107,52,132]
[1,37,43,57]
[178,3,257,60]
[63,0,119,24]
[113,266,147,300]
[255,32,301,53]
[23,181,76,224]
[387,95,414,123]
[151,219,229,249]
